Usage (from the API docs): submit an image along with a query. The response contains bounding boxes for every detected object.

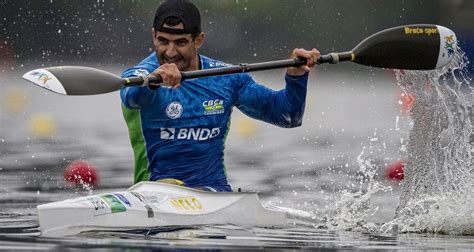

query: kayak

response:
[37,182,287,236]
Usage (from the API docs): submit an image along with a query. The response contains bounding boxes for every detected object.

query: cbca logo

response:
[203,99,224,115]
[166,101,183,119]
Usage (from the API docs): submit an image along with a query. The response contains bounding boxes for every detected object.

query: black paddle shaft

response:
[124,52,353,88]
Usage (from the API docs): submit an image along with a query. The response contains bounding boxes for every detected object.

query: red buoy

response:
[64,160,99,186]
[385,160,405,181]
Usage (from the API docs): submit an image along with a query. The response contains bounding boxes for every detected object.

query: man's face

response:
[153,23,204,71]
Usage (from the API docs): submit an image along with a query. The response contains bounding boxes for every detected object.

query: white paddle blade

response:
[436,25,457,69]
[23,69,68,95]
[23,66,125,95]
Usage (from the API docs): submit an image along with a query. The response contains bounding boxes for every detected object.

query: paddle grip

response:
[317,52,353,65]
[317,55,334,64]
[148,75,163,89]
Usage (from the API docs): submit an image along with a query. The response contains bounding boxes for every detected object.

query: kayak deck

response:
[37,182,287,236]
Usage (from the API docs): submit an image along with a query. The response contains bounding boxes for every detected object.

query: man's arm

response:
[120,68,157,109]
[235,48,319,128]
[235,73,308,128]
[121,62,184,109]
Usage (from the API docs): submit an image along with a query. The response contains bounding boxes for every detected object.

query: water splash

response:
[292,46,472,236]
[381,47,473,235]
[318,151,392,232]
[284,149,393,232]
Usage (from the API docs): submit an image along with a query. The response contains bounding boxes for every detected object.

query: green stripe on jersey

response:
[121,104,150,183]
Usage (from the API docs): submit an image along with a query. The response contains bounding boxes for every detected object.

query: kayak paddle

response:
[23,24,457,95]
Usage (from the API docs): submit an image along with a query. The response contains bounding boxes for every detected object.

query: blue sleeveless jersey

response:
[120,52,308,191]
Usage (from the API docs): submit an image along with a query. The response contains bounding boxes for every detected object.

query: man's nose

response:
[165,43,178,58]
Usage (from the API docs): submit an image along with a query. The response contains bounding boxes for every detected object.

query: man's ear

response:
[152,28,158,47]
[194,32,205,50]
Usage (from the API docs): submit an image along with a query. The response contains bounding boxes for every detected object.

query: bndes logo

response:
[160,128,220,141]
[209,62,232,68]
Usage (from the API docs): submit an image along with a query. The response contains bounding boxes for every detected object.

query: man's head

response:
[152,0,205,71]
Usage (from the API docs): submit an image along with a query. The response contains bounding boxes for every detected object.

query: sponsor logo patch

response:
[30,71,52,86]
[87,194,127,216]
[166,101,183,119]
[404,27,438,35]
[87,196,111,216]
[209,61,232,68]
[100,194,127,213]
[133,69,150,77]
[160,128,175,139]
[444,35,455,57]
[114,193,132,207]
[160,127,220,141]
[169,196,203,212]
[203,99,224,115]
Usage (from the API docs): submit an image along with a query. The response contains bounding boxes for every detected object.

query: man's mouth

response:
[164,57,183,64]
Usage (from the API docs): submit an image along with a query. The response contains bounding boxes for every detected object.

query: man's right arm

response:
[120,68,156,109]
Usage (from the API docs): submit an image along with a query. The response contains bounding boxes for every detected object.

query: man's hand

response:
[287,48,320,76]
[149,63,182,89]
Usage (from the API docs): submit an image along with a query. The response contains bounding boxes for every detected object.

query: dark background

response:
[1,0,473,72]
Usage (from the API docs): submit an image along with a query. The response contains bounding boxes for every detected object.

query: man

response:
[120,0,320,192]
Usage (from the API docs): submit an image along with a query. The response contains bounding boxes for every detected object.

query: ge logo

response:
[166,101,183,119]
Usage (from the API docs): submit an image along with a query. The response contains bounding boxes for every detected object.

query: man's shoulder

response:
[200,55,233,69]
[200,55,254,85]
[122,52,159,78]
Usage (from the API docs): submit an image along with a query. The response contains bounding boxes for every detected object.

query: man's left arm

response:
[235,48,320,128]
[235,73,308,128]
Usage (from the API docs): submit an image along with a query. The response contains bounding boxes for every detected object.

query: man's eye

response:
[176,40,188,46]
[157,38,168,44]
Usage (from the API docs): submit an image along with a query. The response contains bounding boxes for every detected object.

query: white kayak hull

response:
[37,182,287,236]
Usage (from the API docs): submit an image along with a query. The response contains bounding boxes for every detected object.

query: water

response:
[384,48,473,235]
[1,60,473,250]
